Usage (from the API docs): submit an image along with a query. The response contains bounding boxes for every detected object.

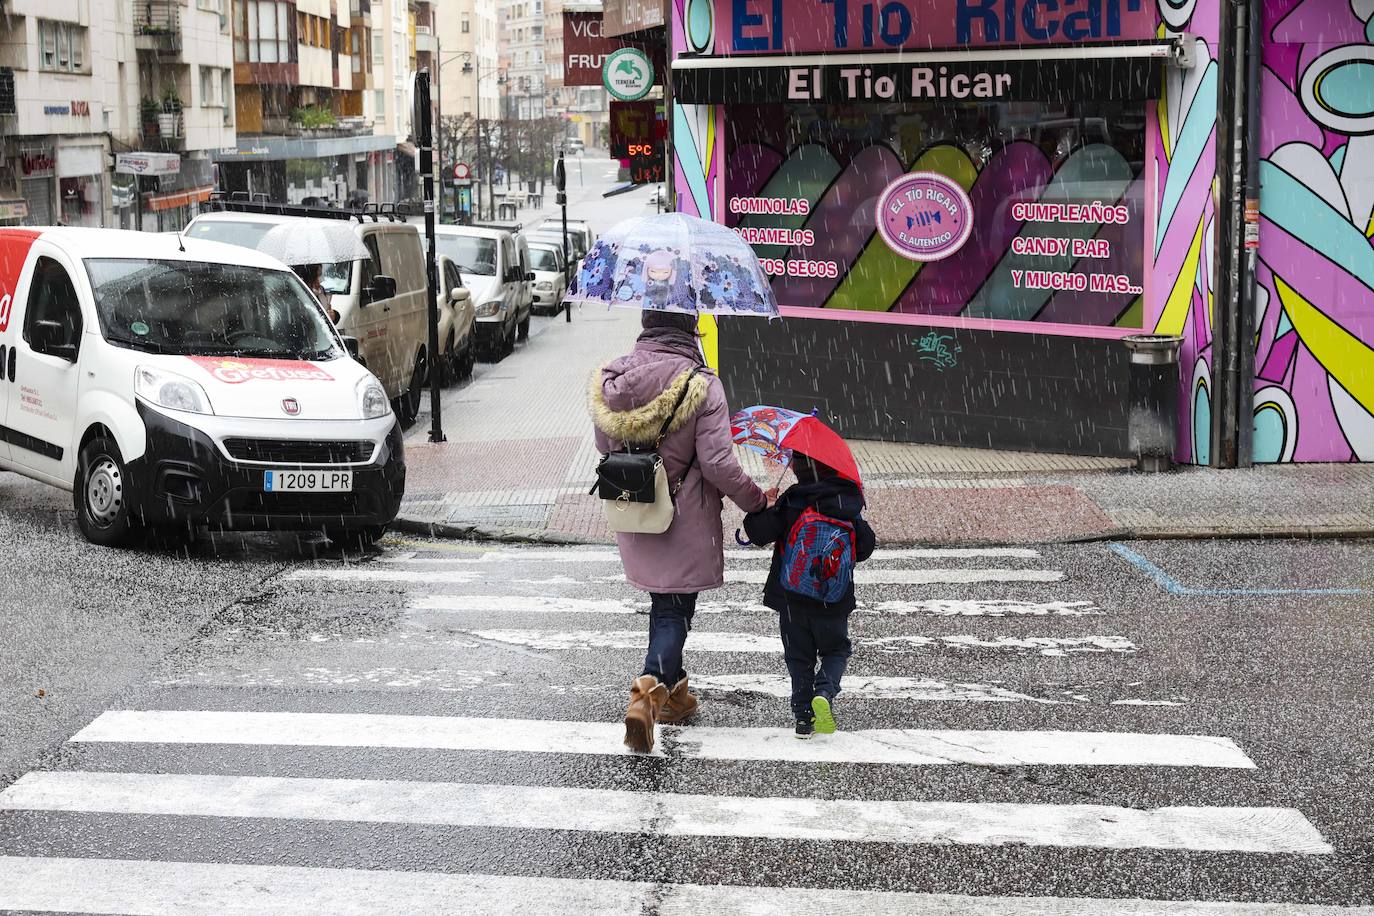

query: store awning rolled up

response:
[673,41,1178,106]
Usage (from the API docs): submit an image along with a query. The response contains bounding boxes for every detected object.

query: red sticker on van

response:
[188,357,335,385]
[0,230,41,333]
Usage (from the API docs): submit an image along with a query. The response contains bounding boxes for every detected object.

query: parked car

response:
[566,138,586,153]
[433,224,532,360]
[186,204,432,427]
[534,219,595,260]
[436,254,475,384]
[527,242,567,315]
[0,227,403,548]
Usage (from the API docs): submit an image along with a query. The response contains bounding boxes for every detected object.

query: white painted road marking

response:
[0,772,1328,853]
[4,858,1367,916]
[70,710,1256,769]
[694,674,1074,704]
[293,568,1065,587]
[381,547,1044,564]
[464,628,1136,656]
[409,595,1104,617]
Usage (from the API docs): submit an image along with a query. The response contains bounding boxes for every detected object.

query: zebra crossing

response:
[0,543,1368,914]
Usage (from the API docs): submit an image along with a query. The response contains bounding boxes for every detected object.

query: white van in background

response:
[186,202,432,426]
[433,224,532,360]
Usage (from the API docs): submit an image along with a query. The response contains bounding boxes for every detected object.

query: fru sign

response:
[723,0,1155,54]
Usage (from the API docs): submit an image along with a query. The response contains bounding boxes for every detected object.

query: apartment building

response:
[0,0,236,229]
[216,0,409,205]
[434,0,497,126]
[499,0,543,120]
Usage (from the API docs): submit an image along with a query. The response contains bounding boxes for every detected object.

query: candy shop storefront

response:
[670,0,1183,456]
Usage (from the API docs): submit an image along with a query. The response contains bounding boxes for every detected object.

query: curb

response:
[392,514,1374,547]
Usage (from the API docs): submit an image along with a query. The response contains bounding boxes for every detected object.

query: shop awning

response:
[673,41,1178,106]
[145,185,214,213]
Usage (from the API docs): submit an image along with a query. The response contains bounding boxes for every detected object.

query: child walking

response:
[743,454,875,738]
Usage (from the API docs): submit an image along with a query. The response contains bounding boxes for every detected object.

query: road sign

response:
[603,47,653,102]
[453,162,471,180]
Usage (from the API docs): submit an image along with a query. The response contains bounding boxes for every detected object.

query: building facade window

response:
[232,0,295,64]
[38,20,86,73]
[461,17,470,33]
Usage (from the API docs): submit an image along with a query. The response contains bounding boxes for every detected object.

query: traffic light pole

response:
[416,69,445,444]
[557,150,571,323]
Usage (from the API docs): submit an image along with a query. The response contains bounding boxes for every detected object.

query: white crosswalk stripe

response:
[4,858,1368,916]
[462,628,1136,655]
[69,710,1255,768]
[410,595,1105,616]
[0,544,1354,911]
[0,771,1330,853]
[287,567,1066,586]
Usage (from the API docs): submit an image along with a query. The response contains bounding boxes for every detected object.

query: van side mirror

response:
[526,271,536,282]
[342,335,363,361]
[31,319,78,362]
[363,275,397,304]
[450,287,471,304]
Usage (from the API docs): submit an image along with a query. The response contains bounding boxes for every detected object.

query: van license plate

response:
[264,470,353,492]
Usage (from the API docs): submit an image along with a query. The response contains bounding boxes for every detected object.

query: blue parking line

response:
[1109,543,1367,596]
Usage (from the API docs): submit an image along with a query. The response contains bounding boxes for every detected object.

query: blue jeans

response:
[779,608,852,720]
[642,592,697,685]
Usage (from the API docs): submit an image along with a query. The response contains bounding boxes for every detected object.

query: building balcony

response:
[350,0,371,22]
[140,111,185,150]
[134,0,182,57]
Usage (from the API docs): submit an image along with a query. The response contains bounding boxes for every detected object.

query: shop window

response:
[726,101,1147,328]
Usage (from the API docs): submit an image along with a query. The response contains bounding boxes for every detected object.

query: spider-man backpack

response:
[779,507,857,604]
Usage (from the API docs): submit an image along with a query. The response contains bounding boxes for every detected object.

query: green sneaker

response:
[811,695,836,734]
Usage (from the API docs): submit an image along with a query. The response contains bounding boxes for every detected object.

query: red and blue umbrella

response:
[730,405,862,488]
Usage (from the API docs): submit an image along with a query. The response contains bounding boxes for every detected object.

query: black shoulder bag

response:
[591,367,703,534]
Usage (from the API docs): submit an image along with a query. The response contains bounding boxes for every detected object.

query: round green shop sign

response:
[603,47,654,102]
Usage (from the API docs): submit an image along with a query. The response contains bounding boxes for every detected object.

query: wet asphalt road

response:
[0,521,1372,911]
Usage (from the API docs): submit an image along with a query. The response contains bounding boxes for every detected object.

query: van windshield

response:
[85,258,344,361]
[436,234,498,276]
[529,247,560,272]
[188,220,352,294]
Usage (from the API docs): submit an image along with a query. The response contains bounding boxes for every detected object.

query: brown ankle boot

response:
[623,674,669,753]
[659,677,699,724]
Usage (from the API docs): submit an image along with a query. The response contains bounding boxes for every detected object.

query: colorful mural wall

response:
[1151,0,1374,463]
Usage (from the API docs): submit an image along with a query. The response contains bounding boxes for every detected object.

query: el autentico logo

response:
[875,172,974,262]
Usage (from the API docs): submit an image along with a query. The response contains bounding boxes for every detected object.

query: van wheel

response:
[396,353,425,428]
[517,315,531,341]
[441,332,458,387]
[458,338,476,380]
[74,437,143,547]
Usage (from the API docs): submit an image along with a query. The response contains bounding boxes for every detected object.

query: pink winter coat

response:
[590,328,766,593]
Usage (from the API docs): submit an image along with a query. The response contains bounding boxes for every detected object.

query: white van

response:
[433,224,532,360]
[526,241,567,315]
[186,204,431,426]
[0,227,404,548]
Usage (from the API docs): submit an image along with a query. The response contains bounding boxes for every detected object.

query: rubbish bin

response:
[1122,334,1184,472]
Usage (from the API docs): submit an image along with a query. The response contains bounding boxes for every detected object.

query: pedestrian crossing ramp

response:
[0,545,1366,914]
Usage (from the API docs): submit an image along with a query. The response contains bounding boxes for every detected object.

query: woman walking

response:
[590,310,767,752]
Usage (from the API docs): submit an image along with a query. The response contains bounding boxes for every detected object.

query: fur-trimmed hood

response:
[590,363,711,445]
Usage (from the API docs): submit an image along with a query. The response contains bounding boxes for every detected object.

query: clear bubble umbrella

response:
[568,211,779,318]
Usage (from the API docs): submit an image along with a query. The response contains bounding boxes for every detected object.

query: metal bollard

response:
[1122,334,1184,472]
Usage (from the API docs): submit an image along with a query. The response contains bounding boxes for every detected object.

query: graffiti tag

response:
[915,332,961,371]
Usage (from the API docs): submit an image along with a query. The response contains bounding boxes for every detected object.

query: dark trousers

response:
[779,608,852,720]
[642,592,697,686]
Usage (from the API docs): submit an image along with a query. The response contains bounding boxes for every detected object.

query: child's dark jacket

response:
[742,477,876,615]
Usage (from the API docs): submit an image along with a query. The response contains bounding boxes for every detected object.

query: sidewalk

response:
[397,305,1374,546]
